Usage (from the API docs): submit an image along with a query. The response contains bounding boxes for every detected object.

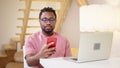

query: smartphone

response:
[47,37,57,48]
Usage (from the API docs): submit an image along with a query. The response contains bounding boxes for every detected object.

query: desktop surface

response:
[40,57,120,68]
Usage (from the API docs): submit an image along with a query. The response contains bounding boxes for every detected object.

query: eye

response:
[49,18,55,21]
[41,18,47,21]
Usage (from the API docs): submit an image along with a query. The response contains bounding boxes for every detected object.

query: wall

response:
[111,32,120,57]
[0,0,20,50]
[60,0,80,48]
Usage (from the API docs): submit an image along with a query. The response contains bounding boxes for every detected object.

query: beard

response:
[42,26,54,35]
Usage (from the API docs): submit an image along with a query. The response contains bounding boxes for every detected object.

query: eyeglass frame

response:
[40,17,56,23]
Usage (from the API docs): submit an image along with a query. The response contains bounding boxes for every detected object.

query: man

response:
[24,7,71,68]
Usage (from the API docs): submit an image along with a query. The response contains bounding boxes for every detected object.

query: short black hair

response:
[39,7,57,19]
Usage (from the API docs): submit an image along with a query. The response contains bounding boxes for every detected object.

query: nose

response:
[46,20,51,25]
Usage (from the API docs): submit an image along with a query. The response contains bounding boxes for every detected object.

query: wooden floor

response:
[0,50,16,68]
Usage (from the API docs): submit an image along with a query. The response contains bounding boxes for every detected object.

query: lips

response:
[46,26,51,28]
[45,26,52,30]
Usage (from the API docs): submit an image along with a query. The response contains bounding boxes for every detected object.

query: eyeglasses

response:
[40,18,56,23]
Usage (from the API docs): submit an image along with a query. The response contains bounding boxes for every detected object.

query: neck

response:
[42,31,54,36]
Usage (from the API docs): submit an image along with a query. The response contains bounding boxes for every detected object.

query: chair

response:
[23,46,32,68]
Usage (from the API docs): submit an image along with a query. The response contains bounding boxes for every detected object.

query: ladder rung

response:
[11,37,21,42]
[20,0,41,1]
[19,9,40,11]
[17,26,40,28]
[18,18,39,20]
[18,9,59,11]
[16,33,33,35]
[3,44,16,50]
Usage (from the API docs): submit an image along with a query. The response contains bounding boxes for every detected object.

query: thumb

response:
[45,42,54,48]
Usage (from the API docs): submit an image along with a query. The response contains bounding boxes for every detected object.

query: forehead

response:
[40,12,55,18]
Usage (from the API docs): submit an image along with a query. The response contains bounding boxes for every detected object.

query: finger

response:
[47,51,55,56]
[41,42,54,50]
[45,42,54,48]
[43,47,55,52]
[46,47,56,52]
[44,51,55,58]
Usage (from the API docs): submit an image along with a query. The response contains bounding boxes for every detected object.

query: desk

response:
[40,57,120,68]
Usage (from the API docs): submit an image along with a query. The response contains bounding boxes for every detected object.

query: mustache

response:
[45,25,52,27]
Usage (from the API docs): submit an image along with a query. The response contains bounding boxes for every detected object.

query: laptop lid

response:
[77,32,113,62]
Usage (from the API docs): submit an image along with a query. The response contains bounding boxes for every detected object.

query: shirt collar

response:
[40,31,57,38]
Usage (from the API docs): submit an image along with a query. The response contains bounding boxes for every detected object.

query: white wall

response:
[111,32,120,57]
[60,0,80,48]
[0,0,20,49]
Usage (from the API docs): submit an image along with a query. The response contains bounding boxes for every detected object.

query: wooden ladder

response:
[77,0,88,6]
[16,0,72,47]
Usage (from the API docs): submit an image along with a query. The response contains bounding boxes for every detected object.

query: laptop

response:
[64,32,113,63]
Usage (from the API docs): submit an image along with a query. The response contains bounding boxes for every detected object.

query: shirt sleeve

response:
[24,36,36,56]
[64,39,72,57]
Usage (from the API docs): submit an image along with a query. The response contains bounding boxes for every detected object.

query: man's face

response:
[40,12,56,35]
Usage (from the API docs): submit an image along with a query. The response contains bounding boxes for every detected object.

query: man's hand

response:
[25,42,56,66]
[38,42,56,58]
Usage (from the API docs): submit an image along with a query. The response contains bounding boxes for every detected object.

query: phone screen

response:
[47,37,57,48]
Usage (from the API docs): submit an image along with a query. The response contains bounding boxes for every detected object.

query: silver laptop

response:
[64,32,113,63]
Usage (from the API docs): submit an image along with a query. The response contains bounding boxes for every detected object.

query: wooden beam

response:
[19,0,59,2]
[11,37,20,49]
[11,37,21,42]
[76,0,88,6]
[16,33,33,35]
[17,26,40,28]
[18,18,39,20]
[19,9,40,12]
[20,0,32,46]
[19,9,59,12]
